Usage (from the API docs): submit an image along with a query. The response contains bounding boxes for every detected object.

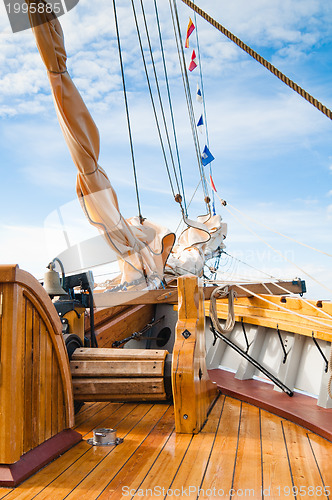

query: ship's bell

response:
[43,266,67,297]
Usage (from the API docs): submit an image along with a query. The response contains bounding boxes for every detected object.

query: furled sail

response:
[26,1,226,283]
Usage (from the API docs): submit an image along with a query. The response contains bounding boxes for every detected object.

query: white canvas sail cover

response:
[27,1,226,284]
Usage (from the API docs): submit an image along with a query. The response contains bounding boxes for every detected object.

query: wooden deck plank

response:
[97,406,175,499]
[132,422,194,494]
[64,404,172,500]
[231,402,262,499]
[165,396,225,499]
[193,397,242,497]
[1,397,331,499]
[27,404,153,500]
[306,432,332,490]
[260,410,293,498]
[0,404,137,500]
[282,420,327,496]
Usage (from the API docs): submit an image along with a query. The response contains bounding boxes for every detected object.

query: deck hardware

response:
[316,301,323,308]
[280,296,287,303]
[112,316,165,347]
[210,324,294,396]
[183,414,188,420]
[312,332,329,373]
[87,428,123,446]
[0,292,3,317]
[241,318,252,353]
[182,329,191,339]
[277,324,289,364]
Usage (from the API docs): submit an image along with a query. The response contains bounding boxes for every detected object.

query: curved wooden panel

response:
[0,265,75,465]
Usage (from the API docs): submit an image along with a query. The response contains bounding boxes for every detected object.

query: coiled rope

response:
[180,0,332,121]
[210,285,236,334]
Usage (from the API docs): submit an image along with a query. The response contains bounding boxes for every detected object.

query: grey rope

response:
[209,285,236,334]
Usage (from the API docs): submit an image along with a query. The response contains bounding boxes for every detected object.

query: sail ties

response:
[209,285,236,335]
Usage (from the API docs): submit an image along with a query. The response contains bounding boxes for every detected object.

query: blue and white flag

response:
[201,145,214,166]
[196,83,203,103]
[197,114,204,133]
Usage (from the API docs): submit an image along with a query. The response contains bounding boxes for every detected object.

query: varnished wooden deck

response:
[0,395,331,499]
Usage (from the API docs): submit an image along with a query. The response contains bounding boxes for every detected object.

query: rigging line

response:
[130,0,176,200]
[174,178,202,233]
[192,0,216,213]
[153,0,188,216]
[222,201,332,295]
[235,283,332,331]
[138,0,184,210]
[227,202,332,259]
[170,0,210,211]
[272,282,332,321]
[180,0,332,122]
[223,251,281,281]
[112,0,143,222]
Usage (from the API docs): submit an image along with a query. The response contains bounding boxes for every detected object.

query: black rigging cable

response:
[138,0,186,212]
[153,0,188,216]
[112,0,143,223]
[130,0,178,203]
[169,0,211,213]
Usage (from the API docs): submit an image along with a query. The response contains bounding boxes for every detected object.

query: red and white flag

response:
[210,175,217,192]
[189,50,197,72]
[185,18,195,48]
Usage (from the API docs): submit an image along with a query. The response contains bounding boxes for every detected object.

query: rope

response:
[235,283,332,331]
[180,0,332,121]
[228,203,332,259]
[138,0,185,208]
[221,201,332,295]
[112,0,143,222]
[210,285,236,334]
[130,0,176,200]
[170,0,211,213]
[153,0,188,215]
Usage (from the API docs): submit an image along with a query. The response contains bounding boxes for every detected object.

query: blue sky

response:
[0,0,331,299]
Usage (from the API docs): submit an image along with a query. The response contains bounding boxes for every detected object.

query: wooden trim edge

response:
[0,429,82,487]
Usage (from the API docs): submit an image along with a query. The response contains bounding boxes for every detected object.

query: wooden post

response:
[0,265,81,487]
[172,275,218,433]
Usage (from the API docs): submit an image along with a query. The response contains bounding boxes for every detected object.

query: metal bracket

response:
[277,324,289,364]
[312,332,329,373]
[241,318,253,353]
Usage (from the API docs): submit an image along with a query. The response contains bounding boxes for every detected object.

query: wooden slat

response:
[30,404,156,500]
[98,406,175,499]
[70,359,165,377]
[71,348,167,361]
[72,377,166,397]
[31,307,41,449]
[260,410,293,497]
[23,297,34,454]
[91,304,154,348]
[200,397,242,495]
[38,320,47,445]
[306,432,332,488]
[166,396,224,497]
[44,334,53,442]
[282,419,327,494]
[65,405,172,500]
